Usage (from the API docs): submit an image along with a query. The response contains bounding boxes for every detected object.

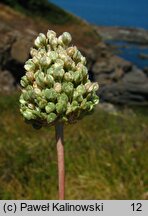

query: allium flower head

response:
[20,30,99,128]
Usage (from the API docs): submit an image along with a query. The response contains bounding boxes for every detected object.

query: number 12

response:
[131,203,142,211]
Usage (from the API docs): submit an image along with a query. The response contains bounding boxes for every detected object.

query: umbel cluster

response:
[19,30,99,128]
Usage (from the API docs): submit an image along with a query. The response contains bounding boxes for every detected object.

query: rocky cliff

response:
[0,3,148,105]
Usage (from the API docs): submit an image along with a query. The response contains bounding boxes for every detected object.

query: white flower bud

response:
[28,103,35,110]
[30,48,38,57]
[66,46,77,57]
[50,37,58,48]
[62,32,72,45]
[34,87,42,95]
[26,72,34,82]
[92,82,99,91]
[57,35,64,46]
[47,30,56,41]
[85,82,93,92]
[32,56,39,64]
[54,83,62,93]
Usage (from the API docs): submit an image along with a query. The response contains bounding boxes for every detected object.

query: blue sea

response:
[50,0,148,69]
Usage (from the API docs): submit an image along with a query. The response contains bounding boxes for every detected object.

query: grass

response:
[0,93,147,199]
[1,0,80,24]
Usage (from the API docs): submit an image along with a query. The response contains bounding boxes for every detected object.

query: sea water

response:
[50,0,148,29]
[50,0,148,69]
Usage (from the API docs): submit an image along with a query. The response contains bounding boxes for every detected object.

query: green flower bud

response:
[87,101,94,111]
[47,67,54,76]
[44,88,57,101]
[92,94,99,105]
[71,101,79,111]
[47,51,58,62]
[32,109,41,119]
[24,59,35,72]
[62,82,74,96]
[54,69,65,81]
[81,56,86,65]
[33,107,41,117]
[22,91,31,101]
[23,109,35,120]
[36,72,45,87]
[45,102,55,113]
[47,112,57,123]
[73,90,84,102]
[26,85,33,91]
[20,105,26,113]
[45,74,54,87]
[55,59,64,67]
[56,101,67,114]
[73,71,82,84]
[40,112,47,120]
[57,93,69,103]
[77,95,83,103]
[39,56,46,67]
[38,99,47,109]
[66,101,79,115]
[53,62,63,70]
[80,99,94,111]
[19,97,26,105]
[34,33,46,48]
[76,84,86,95]
[20,76,29,87]
[62,116,68,122]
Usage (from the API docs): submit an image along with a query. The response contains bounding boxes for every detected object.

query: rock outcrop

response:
[95,26,148,45]
[84,47,148,105]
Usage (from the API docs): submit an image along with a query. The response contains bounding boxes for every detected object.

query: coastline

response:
[94,26,148,45]
[94,25,148,70]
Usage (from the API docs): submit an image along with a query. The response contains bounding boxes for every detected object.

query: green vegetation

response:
[1,0,78,24]
[0,93,147,199]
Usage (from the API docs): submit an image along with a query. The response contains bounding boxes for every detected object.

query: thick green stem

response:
[55,122,65,200]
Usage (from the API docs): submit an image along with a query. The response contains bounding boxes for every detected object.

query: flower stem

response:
[55,122,65,200]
